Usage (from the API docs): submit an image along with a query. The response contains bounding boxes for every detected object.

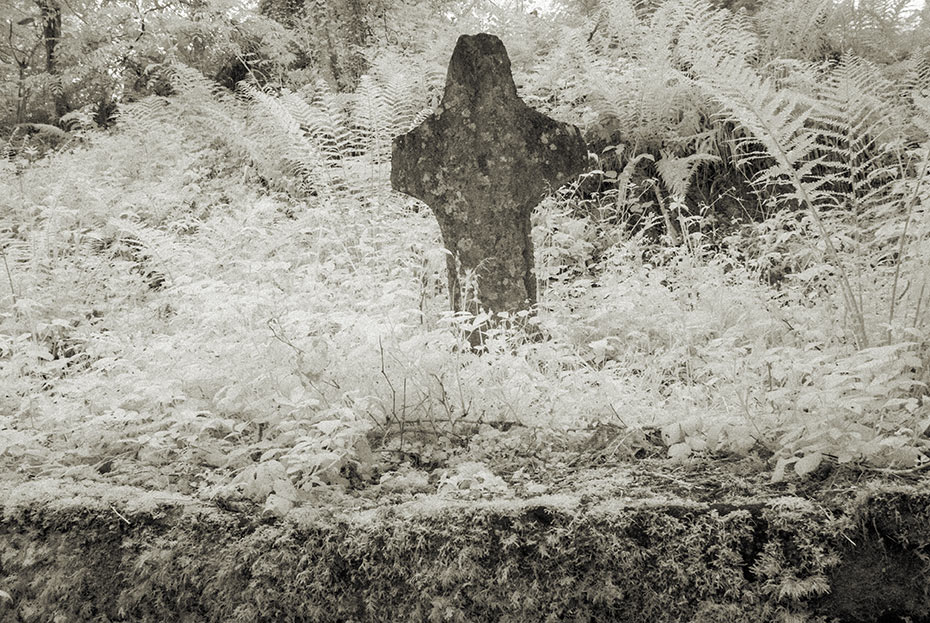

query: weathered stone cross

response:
[391,33,587,326]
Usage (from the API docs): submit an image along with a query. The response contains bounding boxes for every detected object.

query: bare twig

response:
[110,505,130,525]
[1,251,16,305]
[888,147,930,338]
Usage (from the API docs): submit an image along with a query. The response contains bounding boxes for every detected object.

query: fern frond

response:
[894,48,930,142]
[163,62,237,111]
[530,27,608,126]
[888,96,930,330]
[695,52,867,344]
[830,0,917,61]
[656,150,721,200]
[125,62,256,171]
[598,0,648,59]
[353,74,391,161]
[888,142,930,329]
[381,71,429,136]
[304,80,358,164]
[696,55,821,193]
[815,55,903,220]
[898,48,930,101]
[237,83,330,194]
[755,0,836,62]
[914,93,930,139]
[353,70,426,161]
[653,0,758,66]
[362,49,440,137]
[114,96,173,133]
[577,0,755,152]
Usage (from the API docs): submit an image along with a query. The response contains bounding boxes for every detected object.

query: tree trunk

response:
[37,0,67,120]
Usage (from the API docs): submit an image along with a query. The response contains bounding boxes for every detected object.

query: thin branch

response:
[1,252,16,305]
[888,146,930,335]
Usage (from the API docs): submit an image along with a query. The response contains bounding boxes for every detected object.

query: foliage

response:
[0,0,292,128]
[1,0,930,513]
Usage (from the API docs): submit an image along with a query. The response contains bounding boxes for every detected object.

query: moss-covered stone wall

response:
[2,479,929,622]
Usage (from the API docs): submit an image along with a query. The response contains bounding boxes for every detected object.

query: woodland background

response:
[2,0,930,511]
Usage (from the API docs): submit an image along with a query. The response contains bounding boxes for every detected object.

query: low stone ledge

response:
[1,477,929,623]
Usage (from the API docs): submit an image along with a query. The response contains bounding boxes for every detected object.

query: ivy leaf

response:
[668,442,691,461]
[299,336,330,378]
[262,493,294,518]
[313,419,342,436]
[771,457,796,483]
[661,423,683,446]
[273,477,298,502]
[794,452,823,477]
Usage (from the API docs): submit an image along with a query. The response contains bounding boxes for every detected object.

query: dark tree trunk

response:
[37,0,67,119]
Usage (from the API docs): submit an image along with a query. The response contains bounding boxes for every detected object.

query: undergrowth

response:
[1,0,929,515]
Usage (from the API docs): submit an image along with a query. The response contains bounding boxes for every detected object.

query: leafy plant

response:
[2,0,930,503]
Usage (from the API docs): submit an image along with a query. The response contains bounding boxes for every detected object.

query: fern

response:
[888,94,930,333]
[899,48,930,102]
[353,75,392,161]
[291,81,364,191]
[121,62,263,175]
[162,62,239,117]
[114,96,174,135]
[537,0,758,212]
[236,63,433,196]
[302,80,357,164]
[694,52,870,344]
[656,152,713,198]
[353,71,427,162]
[120,61,359,197]
[694,41,930,346]
[236,83,330,194]
[535,27,618,129]
[653,0,758,65]
[831,0,919,61]
[894,48,930,142]
[754,0,836,62]
[816,56,904,239]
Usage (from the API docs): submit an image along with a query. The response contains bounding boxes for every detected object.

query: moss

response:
[813,485,930,623]
[2,478,930,622]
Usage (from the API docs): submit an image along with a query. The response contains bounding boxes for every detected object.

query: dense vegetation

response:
[2,0,930,515]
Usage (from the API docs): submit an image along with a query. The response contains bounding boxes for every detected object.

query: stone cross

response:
[391,33,587,323]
